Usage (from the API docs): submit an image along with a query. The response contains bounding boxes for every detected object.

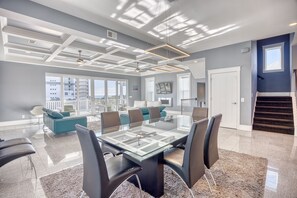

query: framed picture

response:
[156,82,172,94]
[164,82,172,93]
[156,83,161,94]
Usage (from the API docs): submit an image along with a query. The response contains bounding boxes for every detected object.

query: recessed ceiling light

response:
[194,60,198,63]
[289,22,297,26]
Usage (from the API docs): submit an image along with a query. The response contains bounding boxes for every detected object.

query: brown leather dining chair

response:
[148,107,161,119]
[101,111,121,129]
[163,118,212,197]
[100,111,122,156]
[75,124,143,198]
[192,107,208,121]
[204,114,222,186]
[128,109,144,123]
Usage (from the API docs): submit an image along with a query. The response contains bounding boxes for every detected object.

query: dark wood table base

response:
[126,153,164,198]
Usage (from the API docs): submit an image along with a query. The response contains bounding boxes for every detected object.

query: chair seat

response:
[164,148,184,167]
[0,144,36,167]
[0,138,32,150]
[106,155,141,181]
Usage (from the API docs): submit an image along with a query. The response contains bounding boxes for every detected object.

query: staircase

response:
[253,96,294,135]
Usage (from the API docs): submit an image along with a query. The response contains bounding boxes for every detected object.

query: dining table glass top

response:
[96,115,194,160]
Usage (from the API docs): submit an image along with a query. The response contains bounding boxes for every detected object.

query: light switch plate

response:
[241,98,245,102]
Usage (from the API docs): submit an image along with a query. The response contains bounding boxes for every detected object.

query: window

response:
[177,73,191,106]
[145,77,155,101]
[263,43,284,73]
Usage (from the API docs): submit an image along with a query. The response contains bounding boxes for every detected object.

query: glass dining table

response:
[95,115,195,197]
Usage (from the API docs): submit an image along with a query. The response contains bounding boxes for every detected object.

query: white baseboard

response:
[237,124,252,131]
[0,118,40,127]
[258,92,293,96]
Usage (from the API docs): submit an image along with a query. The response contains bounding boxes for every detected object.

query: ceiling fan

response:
[76,50,85,65]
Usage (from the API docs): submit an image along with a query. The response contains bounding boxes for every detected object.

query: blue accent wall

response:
[257,34,291,92]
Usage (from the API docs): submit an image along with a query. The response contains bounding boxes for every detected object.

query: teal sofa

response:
[120,106,167,125]
[43,108,87,135]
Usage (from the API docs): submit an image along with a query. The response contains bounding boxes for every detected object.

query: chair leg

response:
[206,169,217,186]
[79,191,85,198]
[109,174,143,198]
[28,155,37,179]
[135,174,143,198]
[203,174,212,192]
[189,188,195,198]
[166,166,195,198]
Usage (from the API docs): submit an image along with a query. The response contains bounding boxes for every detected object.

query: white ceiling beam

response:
[5,54,140,76]
[0,17,8,60]
[4,43,51,55]
[2,26,63,45]
[87,47,121,63]
[45,34,76,62]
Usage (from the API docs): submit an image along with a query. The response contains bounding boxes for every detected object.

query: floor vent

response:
[253,96,294,135]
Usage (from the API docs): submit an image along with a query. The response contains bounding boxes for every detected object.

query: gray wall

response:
[0,61,141,122]
[142,41,253,125]
[141,71,204,111]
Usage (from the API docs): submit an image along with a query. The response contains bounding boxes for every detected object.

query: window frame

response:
[145,77,155,101]
[263,42,284,73]
[177,73,191,106]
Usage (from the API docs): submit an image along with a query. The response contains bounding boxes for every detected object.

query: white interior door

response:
[210,71,238,128]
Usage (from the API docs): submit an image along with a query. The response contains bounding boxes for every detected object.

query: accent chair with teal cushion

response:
[42,108,87,135]
[120,106,167,125]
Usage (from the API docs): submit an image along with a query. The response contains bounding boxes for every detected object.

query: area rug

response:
[40,150,267,198]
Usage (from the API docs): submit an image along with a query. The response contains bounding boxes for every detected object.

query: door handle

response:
[232,102,237,104]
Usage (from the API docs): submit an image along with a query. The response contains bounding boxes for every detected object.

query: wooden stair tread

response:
[254,117,293,122]
[256,106,292,109]
[257,101,292,103]
[255,111,293,115]
[253,123,294,129]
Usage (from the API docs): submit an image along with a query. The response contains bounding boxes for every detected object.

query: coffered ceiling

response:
[0,0,296,76]
[33,0,297,51]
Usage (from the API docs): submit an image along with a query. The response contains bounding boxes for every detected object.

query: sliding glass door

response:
[78,78,92,115]
[117,80,127,111]
[94,79,106,114]
[107,80,117,112]
[63,77,78,112]
[46,74,128,115]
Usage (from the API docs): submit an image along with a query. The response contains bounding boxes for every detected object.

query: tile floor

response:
[0,120,297,198]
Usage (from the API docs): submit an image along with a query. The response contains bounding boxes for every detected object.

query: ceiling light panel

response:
[146,43,190,60]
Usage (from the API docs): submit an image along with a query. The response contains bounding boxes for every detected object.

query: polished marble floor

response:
[0,121,296,198]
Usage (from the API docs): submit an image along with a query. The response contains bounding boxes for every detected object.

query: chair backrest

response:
[101,111,121,130]
[204,114,222,169]
[128,109,144,123]
[192,107,208,119]
[148,107,161,119]
[182,118,208,188]
[75,124,109,198]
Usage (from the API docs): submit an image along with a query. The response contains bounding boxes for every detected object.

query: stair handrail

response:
[181,98,198,115]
